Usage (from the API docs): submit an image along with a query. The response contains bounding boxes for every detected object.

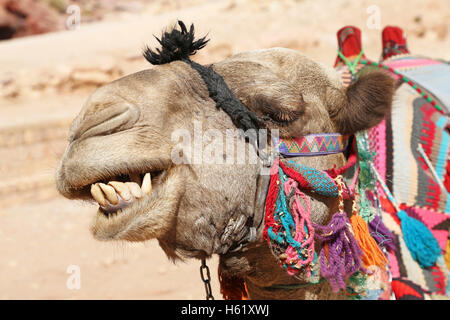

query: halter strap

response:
[273,133,349,157]
[338,50,364,75]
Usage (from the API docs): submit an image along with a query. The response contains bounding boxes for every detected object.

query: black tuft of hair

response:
[143,21,209,65]
[143,21,263,137]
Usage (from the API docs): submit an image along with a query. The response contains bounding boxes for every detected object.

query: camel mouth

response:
[88,163,185,242]
[57,156,183,241]
[88,169,167,217]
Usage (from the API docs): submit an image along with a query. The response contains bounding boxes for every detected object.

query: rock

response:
[67,66,123,90]
[0,0,64,40]
[0,5,21,39]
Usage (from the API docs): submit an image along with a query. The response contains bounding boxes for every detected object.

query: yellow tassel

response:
[350,213,388,268]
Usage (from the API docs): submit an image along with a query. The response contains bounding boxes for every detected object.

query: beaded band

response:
[273,133,349,157]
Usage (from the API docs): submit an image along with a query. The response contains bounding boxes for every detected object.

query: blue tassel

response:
[397,210,441,268]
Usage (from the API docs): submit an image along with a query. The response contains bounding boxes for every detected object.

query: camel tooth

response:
[141,173,152,195]
[108,181,132,201]
[99,183,119,205]
[91,183,107,207]
[125,182,143,199]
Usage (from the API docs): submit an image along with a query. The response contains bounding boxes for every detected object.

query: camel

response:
[55,21,396,299]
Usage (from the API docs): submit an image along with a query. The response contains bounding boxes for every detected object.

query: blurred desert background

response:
[0,0,449,299]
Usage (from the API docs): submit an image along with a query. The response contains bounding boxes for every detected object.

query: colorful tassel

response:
[445,241,450,271]
[350,214,388,268]
[397,210,441,268]
[370,163,441,267]
[282,178,315,274]
[314,212,365,291]
[313,175,365,292]
[368,215,397,252]
[264,159,315,276]
[350,187,388,268]
[218,267,248,300]
[262,159,281,240]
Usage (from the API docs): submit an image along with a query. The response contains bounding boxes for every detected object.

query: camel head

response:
[56,22,395,264]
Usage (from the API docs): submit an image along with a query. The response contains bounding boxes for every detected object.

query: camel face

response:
[56,65,186,242]
[56,46,394,261]
[55,60,264,258]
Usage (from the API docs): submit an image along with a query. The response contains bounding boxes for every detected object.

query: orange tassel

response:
[242,282,249,300]
[445,240,450,271]
[350,213,388,268]
[218,266,248,300]
[350,185,388,269]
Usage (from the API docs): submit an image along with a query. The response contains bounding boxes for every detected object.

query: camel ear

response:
[329,69,395,134]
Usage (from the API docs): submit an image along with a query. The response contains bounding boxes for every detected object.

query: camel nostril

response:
[70,101,140,142]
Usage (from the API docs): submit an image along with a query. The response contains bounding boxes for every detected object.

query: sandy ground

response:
[0,0,449,299]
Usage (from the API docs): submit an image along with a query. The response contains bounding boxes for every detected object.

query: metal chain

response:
[200,259,214,300]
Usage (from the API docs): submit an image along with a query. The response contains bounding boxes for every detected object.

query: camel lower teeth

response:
[90,172,153,212]
[108,181,132,201]
[126,182,143,198]
[91,184,106,207]
[99,183,119,205]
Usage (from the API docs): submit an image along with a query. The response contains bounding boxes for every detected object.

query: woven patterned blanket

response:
[369,82,450,212]
[383,55,450,108]
[335,54,450,299]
